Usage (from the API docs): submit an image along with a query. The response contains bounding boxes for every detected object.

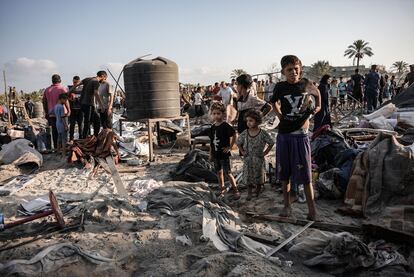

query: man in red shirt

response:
[43,74,70,150]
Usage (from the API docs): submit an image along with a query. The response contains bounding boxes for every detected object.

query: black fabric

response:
[81,104,100,138]
[68,85,82,110]
[311,128,351,172]
[209,122,235,160]
[237,109,249,134]
[99,111,112,129]
[313,83,331,132]
[80,77,99,106]
[172,150,218,183]
[47,116,58,149]
[270,81,312,133]
[191,124,211,138]
[69,109,83,141]
[392,85,414,108]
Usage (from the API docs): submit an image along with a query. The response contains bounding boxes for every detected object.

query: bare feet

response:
[233,189,241,200]
[279,206,292,217]
[307,214,317,221]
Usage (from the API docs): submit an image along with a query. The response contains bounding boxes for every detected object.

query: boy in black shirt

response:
[270,55,321,221]
[209,102,240,199]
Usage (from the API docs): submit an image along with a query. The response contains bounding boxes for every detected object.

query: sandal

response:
[233,190,241,200]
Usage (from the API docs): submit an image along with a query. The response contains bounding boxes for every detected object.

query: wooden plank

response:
[105,156,128,197]
[245,212,362,233]
[243,232,280,246]
[147,120,154,162]
[265,221,314,257]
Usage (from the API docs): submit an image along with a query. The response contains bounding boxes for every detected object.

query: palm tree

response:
[230,69,247,79]
[391,61,409,74]
[310,60,332,79]
[344,40,374,69]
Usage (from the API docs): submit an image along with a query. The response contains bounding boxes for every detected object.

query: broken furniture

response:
[119,114,191,162]
[191,135,210,150]
[0,191,65,231]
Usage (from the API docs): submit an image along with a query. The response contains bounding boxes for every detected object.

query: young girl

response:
[237,109,274,200]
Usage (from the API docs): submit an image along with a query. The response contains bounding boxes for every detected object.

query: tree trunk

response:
[356,57,360,70]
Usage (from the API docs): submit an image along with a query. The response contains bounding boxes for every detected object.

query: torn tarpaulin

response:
[171,150,218,183]
[146,182,276,257]
[0,243,114,276]
[289,230,407,275]
[0,138,43,167]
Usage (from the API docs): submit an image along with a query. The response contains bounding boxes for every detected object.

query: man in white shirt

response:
[265,79,276,101]
[217,81,233,106]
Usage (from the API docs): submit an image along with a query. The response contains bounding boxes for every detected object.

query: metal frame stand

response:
[119,114,191,162]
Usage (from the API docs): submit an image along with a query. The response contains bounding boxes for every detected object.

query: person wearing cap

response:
[43,74,70,150]
[402,65,414,88]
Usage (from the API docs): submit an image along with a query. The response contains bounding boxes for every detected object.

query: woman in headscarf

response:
[313,74,332,132]
[235,74,271,134]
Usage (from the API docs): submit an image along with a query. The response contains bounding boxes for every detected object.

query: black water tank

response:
[123,56,180,120]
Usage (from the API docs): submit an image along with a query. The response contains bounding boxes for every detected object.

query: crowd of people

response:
[180,57,413,221]
[3,57,413,221]
[41,71,124,157]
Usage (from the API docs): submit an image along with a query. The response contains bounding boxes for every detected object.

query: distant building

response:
[303,65,372,80]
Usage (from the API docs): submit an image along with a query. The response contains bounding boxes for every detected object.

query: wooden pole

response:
[2,70,7,103]
[3,70,12,128]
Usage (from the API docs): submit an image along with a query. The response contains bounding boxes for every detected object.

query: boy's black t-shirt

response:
[80,77,100,106]
[270,81,312,133]
[210,122,235,160]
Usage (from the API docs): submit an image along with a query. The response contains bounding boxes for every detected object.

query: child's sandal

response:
[233,190,241,200]
[215,188,226,198]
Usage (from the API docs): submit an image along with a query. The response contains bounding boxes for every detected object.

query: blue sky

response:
[0,0,413,91]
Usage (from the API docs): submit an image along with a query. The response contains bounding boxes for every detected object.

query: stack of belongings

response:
[359,85,414,144]
[344,132,414,234]
[311,126,361,199]
[68,129,119,166]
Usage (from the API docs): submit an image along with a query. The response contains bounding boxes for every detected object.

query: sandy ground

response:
[0,114,405,276]
[0,144,365,277]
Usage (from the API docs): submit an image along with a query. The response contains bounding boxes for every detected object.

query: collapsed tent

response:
[171,150,218,183]
[0,243,114,276]
[289,230,408,275]
[146,182,281,258]
[344,133,414,233]
[392,84,414,108]
[0,138,43,167]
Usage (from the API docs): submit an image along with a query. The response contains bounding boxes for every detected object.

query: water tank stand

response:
[119,114,191,162]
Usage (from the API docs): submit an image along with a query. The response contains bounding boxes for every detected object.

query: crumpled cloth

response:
[69,129,118,164]
[289,231,407,274]
[0,138,43,167]
[0,242,114,276]
[147,181,273,256]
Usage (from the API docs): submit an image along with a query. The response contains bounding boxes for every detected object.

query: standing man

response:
[43,74,69,149]
[68,76,83,141]
[402,64,414,88]
[351,69,364,107]
[364,65,381,113]
[97,79,114,129]
[217,81,233,106]
[71,71,106,138]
